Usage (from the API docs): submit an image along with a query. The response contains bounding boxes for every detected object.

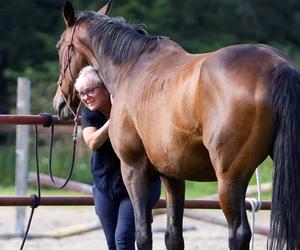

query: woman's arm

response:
[82,120,110,150]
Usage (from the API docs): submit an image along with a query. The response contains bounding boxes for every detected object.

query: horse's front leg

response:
[161,176,185,250]
[121,160,153,250]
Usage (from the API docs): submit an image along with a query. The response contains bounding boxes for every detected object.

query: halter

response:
[51,21,82,188]
[57,21,81,120]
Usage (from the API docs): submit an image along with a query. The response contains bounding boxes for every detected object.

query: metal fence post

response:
[15,77,31,236]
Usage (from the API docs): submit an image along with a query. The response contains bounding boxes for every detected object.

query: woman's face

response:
[76,80,110,113]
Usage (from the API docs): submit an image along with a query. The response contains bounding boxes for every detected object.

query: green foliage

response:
[27,131,93,185]
[1,0,300,113]
[185,157,273,199]
[0,142,16,186]
[0,142,273,198]
[5,61,59,114]
[0,0,299,191]
[0,129,93,187]
[0,185,84,196]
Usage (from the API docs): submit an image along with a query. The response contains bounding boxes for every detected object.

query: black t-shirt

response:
[81,107,128,200]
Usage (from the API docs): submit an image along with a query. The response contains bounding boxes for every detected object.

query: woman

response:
[75,66,161,250]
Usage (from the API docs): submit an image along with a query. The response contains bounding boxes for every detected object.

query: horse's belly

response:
[147,141,216,181]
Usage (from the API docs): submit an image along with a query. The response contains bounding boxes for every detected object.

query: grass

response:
[0,185,84,196]
[0,156,273,199]
[184,157,273,199]
[1,127,274,200]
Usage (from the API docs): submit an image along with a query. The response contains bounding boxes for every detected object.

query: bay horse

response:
[53,1,300,249]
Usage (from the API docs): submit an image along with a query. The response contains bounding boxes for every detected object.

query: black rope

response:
[37,112,76,188]
[48,123,77,189]
[19,125,41,250]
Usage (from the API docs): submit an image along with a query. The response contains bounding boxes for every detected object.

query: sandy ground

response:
[0,206,270,250]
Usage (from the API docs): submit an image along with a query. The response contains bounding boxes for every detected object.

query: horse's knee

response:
[165,228,184,250]
[228,225,251,250]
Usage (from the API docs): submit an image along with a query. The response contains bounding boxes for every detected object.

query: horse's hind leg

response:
[209,132,271,250]
[218,178,251,250]
[160,176,185,250]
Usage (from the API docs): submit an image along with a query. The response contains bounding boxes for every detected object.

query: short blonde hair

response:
[75,66,102,91]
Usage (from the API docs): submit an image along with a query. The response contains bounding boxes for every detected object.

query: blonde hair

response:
[75,66,102,90]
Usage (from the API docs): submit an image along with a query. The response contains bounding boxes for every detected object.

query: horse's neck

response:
[93,39,187,96]
[93,54,121,96]
[93,51,143,96]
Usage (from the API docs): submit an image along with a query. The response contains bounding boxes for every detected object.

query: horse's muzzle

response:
[53,96,72,120]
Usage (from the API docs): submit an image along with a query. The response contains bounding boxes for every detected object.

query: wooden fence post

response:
[15,77,31,236]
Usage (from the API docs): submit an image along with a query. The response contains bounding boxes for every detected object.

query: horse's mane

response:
[76,11,166,65]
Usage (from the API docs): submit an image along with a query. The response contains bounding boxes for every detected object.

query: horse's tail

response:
[269,62,300,250]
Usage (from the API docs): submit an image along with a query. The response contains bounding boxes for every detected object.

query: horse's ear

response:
[62,1,75,27]
[98,0,113,15]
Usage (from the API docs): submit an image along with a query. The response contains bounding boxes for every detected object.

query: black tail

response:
[269,63,300,250]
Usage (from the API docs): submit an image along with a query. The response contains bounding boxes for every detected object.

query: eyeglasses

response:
[78,86,100,99]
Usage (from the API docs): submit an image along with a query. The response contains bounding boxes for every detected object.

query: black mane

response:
[76,11,166,65]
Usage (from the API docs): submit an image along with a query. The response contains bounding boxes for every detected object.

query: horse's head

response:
[53,1,112,119]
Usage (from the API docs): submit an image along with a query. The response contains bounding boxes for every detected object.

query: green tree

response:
[1,0,300,115]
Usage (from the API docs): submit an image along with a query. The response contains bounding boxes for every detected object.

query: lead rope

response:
[39,110,80,189]
[245,168,262,250]
[19,125,41,250]
[48,118,78,188]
